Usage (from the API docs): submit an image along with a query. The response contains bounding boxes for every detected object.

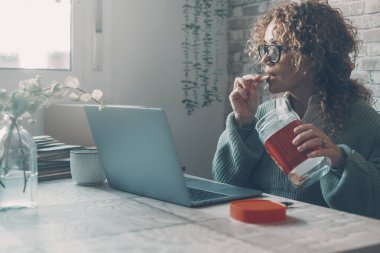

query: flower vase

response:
[0,114,38,210]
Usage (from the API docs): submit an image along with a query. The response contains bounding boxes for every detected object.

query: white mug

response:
[70,148,106,185]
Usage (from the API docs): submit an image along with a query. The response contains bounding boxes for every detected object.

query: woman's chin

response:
[268,85,282,94]
[267,81,287,94]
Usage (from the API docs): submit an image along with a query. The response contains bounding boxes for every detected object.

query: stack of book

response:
[34,135,82,181]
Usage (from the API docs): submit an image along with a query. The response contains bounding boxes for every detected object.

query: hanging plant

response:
[181,0,228,115]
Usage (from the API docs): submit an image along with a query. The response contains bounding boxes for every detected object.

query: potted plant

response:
[0,76,105,210]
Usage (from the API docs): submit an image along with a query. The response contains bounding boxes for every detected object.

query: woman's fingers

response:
[242,75,263,89]
[230,74,267,120]
[242,74,263,82]
[233,77,243,89]
[234,74,266,89]
[293,124,325,150]
[236,86,248,99]
[292,123,345,167]
[292,126,315,145]
[230,79,247,99]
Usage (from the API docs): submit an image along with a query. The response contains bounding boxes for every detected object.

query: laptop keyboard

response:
[187,187,227,201]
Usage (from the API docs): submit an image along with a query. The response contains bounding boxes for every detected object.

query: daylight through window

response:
[0,0,71,70]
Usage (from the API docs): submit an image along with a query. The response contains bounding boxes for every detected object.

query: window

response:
[0,0,71,70]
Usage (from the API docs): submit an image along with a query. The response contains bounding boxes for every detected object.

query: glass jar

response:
[255,108,330,188]
[0,114,38,209]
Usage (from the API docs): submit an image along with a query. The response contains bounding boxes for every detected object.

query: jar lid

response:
[230,199,287,223]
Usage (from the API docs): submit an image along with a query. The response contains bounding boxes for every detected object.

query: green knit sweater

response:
[212,95,380,219]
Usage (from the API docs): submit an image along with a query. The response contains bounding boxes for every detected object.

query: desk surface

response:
[1,179,380,253]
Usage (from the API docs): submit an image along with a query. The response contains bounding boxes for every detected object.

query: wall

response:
[110,0,228,179]
[44,0,228,179]
[329,0,380,109]
[226,0,380,113]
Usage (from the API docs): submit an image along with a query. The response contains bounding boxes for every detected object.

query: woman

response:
[212,0,380,219]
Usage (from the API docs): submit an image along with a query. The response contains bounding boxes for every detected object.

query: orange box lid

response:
[230,199,287,224]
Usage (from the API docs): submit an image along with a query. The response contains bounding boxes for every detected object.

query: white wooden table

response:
[1,179,380,253]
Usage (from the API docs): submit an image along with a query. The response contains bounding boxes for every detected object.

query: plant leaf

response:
[68,92,80,101]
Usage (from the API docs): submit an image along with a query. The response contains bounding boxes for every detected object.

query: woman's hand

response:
[292,123,345,168]
[229,74,266,127]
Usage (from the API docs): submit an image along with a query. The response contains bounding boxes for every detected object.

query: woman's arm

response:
[320,140,380,219]
[318,103,380,219]
[212,112,265,187]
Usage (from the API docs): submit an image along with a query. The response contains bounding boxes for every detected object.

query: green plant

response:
[181,0,228,115]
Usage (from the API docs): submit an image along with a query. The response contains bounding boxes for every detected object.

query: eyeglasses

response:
[258,44,288,64]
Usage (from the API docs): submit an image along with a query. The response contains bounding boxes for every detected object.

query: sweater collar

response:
[281,92,322,126]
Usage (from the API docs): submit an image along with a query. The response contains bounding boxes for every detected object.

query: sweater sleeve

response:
[212,112,265,187]
[320,120,380,219]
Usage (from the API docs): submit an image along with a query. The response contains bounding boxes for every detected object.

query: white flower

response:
[18,79,32,90]
[27,118,35,124]
[0,75,105,123]
[21,78,42,94]
[64,76,80,88]
[91,89,103,101]
[50,81,67,98]
[0,75,106,190]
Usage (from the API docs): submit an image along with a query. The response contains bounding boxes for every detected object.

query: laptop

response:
[84,105,262,207]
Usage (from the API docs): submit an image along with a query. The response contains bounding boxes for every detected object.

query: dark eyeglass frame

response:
[257,44,289,64]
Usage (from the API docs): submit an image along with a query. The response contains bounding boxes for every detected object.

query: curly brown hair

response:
[249,0,372,136]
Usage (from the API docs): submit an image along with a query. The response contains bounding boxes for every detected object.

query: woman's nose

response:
[260,53,271,65]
